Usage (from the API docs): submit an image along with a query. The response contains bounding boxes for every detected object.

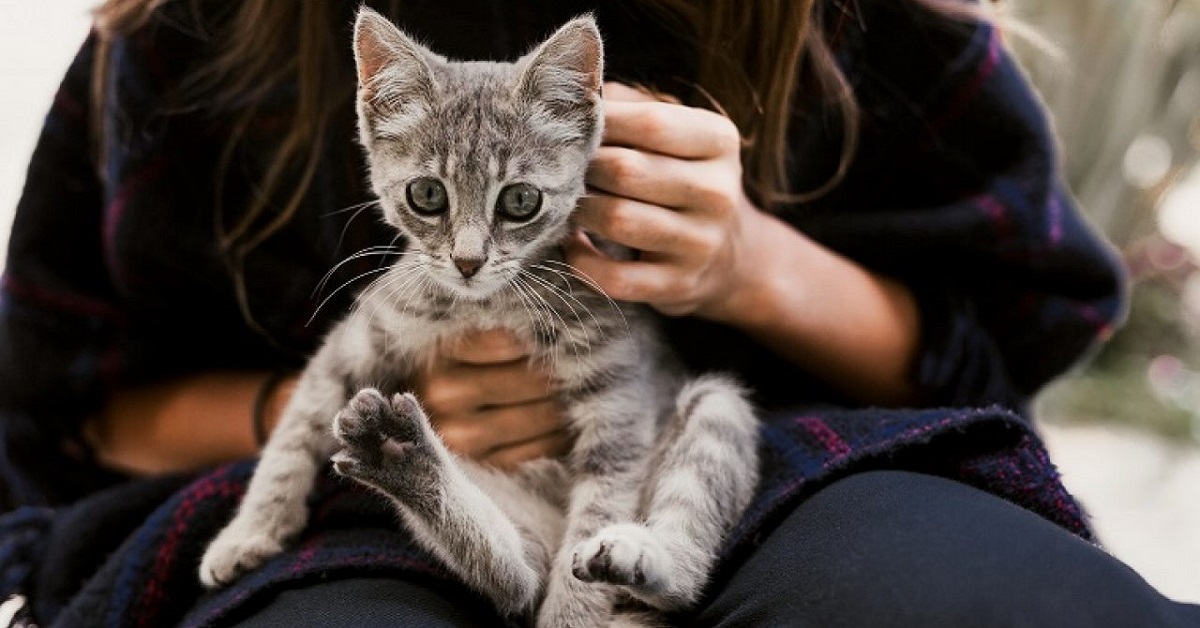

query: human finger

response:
[587,146,738,214]
[481,432,572,470]
[603,99,740,160]
[420,359,555,413]
[563,238,689,307]
[436,399,566,461]
[574,193,701,255]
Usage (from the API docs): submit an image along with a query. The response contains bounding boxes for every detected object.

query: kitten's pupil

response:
[497,183,542,221]
[406,178,448,216]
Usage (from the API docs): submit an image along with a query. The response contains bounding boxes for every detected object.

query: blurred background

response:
[0,0,1198,604]
[1007,0,1200,603]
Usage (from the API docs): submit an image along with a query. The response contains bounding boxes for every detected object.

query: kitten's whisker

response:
[527,263,609,352]
[359,260,422,305]
[511,277,565,371]
[506,279,536,327]
[313,246,406,297]
[515,275,580,366]
[509,277,553,350]
[364,276,420,344]
[324,200,386,255]
[357,273,401,325]
[313,246,407,297]
[509,276,552,343]
[332,205,383,253]
[386,275,434,352]
[524,267,603,332]
[519,269,598,351]
[308,265,396,326]
[534,261,630,336]
[396,274,434,318]
[535,259,612,299]
[508,279,552,359]
[321,199,381,218]
[356,263,424,327]
[367,266,426,328]
[535,260,613,300]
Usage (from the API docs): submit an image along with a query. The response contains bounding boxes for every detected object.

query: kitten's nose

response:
[453,256,486,278]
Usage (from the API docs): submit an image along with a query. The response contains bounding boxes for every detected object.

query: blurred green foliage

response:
[1011,0,1200,439]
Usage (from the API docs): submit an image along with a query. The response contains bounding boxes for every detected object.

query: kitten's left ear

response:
[353,8,439,113]
[516,16,604,120]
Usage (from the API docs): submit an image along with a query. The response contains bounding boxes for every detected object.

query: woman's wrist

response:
[711,209,923,406]
[701,205,793,328]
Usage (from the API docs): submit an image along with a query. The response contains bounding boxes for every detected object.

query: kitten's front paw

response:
[332,389,437,487]
[571,523,669,591]
[199,525,284,588]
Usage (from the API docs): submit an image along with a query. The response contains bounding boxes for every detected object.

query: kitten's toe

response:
[199,528,284,588]
[333,388,389,445]
[571,523,668,591]
[331,438,418,481]
[332,390,396,479]
[381,392,429,442]
[330,449,367,477]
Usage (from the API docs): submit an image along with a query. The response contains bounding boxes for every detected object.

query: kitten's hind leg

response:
[573,375,759,610]
[332,389,545,617]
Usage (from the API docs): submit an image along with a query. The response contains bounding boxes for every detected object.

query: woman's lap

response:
[694,470,1200,627]
[226,577,505,627]
[227,471,1200,627]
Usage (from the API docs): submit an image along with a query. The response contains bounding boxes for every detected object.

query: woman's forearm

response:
[719,210,923,406]
[84,371,296,475]
[569,88,923,405]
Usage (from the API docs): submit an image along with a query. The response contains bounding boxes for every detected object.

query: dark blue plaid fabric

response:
[0,1,1125,626]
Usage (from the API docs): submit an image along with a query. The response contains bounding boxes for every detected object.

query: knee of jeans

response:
[795,470,935,531]
[689,471,947,625]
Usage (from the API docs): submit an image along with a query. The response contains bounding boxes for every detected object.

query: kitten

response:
[199,9,759,627]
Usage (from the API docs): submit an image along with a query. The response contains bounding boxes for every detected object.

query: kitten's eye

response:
[497,183,542,222]
[405,178,448,216]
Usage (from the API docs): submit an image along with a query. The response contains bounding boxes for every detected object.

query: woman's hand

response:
[411,328,569,468]
[566,83,769,323]
[566,83,923,406]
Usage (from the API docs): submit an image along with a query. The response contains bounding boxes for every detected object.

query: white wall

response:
[0,1,95,264]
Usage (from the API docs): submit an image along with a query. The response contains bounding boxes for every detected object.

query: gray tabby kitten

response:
[199,9,759,627]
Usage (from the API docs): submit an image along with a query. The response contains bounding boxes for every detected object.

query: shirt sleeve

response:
[0,35,130,508]
[789,2,1127,410]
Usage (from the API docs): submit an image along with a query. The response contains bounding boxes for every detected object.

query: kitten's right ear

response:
[516,16,604,128]
[353,8,438,115]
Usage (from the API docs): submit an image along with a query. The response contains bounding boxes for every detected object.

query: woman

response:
[0,0,1194,626]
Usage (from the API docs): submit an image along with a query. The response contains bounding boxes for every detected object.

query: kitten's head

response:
[353,8,603,301]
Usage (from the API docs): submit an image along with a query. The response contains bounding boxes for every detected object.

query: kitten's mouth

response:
[435,269,501,301]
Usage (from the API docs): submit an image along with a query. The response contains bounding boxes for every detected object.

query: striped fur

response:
[199,10,759,627]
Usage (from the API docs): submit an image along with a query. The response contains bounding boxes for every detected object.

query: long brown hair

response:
[91,0,989,277]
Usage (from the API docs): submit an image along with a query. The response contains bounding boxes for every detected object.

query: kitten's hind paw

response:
[571,523,670,591]
[331,389,438,489]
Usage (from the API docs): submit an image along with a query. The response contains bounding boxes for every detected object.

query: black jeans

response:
[230,471,1200,627]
